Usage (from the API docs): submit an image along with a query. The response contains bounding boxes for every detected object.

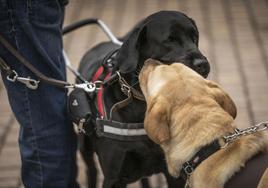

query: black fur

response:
[78,11,210,188]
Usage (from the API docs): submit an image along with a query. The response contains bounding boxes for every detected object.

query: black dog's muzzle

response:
[191,58,210,78]
[159,54,210,78]
[179,51,210,78]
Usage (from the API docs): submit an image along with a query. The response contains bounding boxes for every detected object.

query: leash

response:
[181,121,268,188]
[221,121,268,148]
[1,18,147,141]
[0,56,39,89]
[0,18,123,93]
[0,33,103,92]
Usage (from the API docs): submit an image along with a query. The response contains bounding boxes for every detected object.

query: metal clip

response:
[121,83,131,93]
[6,70,18,82]
[117,71,131,95]
[77,119,86,134]
[94,80,103,90]
[66,81,103,93]
[74,83,96,93]
[183,162,193,188]
[183,162,194,175]
[16,77,40,90]
[6,70,39,90]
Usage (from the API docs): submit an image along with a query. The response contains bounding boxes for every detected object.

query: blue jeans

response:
[0,0,79,187]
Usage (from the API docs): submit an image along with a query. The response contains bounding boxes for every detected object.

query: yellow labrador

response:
[139,59,268,188]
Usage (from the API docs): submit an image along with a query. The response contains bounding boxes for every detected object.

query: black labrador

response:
[77,11,210,188]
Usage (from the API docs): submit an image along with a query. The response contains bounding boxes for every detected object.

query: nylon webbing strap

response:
[0,57,11,74]
[109,93,133,120]
[96,118,148,141]
[180,139,221,180]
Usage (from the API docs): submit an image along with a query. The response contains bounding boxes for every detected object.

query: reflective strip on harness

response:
[96,118,149,141]
[103,125,146,136]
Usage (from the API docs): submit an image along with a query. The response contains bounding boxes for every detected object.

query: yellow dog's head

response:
[139,59,237,145]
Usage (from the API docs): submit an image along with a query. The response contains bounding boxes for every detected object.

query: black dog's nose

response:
[192,58,210,77]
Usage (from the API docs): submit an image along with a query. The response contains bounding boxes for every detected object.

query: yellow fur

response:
[139,59,268,188]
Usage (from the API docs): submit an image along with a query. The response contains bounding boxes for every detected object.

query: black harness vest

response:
[68,49,149,141]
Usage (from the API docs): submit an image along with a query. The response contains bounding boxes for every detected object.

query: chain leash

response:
[183,121,268,187]
[222,121,268,148]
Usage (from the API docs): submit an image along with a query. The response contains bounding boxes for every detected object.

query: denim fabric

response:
[0,0,79,187]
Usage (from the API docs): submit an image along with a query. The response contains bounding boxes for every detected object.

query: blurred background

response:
[0,0,267,187]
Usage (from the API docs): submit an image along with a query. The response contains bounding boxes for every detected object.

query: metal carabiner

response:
[16,77,40,90]
[6,70,39,90]
[6,70,18,82]
[74,83,96,93]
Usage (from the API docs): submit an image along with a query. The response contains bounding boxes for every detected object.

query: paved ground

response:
[0,0,268,187]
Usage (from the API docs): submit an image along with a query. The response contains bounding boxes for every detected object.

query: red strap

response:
[92,66,104,82]
[91,66,112,118]
[97,73,111,117]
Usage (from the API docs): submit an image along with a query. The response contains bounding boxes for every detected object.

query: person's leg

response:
[0,0,79,187]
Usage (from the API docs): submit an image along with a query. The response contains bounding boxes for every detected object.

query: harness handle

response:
[62,18,123,45]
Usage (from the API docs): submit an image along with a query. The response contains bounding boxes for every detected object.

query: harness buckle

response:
[94,80,103,90]
[116,71,132,95]
[120,83,131,94]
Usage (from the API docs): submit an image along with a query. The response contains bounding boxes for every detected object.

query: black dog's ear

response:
[116,24,147,73]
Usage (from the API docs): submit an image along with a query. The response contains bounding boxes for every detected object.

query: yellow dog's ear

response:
[206,80,237,119]
[144,97,170,144]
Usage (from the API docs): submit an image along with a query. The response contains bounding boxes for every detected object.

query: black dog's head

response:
[116,11,210,78]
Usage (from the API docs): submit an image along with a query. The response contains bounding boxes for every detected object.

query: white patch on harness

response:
[103,125,147,136]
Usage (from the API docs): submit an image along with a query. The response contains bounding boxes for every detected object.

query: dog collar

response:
[180,139,221,181]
